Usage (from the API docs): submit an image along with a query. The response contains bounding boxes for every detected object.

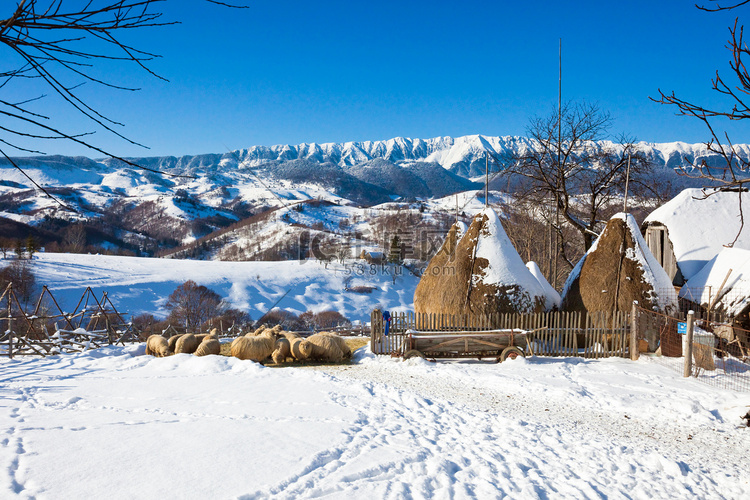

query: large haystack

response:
[562,213,677,314]
[414,208,546,317]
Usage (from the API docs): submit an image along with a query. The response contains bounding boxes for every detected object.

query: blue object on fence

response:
[383,310,391,336]
[677,322,687,334]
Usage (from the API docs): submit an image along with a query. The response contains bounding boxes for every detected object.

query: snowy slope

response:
[28,253,419,323]
[0,346,747,498]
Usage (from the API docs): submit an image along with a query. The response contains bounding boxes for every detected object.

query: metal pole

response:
[623,153,631,213]
[484,155,490,208]
[553,37,562,289]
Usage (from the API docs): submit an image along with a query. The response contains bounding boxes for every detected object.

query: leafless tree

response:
[166,280,224,330]
[653,1,750,245]
[503,102,654,264]
[1,1,246,207]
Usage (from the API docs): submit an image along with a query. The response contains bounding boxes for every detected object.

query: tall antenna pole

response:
[485,154,489,208]
[552,37,562,289]
[623,153,631,213]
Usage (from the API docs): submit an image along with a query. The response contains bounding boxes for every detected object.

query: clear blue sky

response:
[7,0,750,157]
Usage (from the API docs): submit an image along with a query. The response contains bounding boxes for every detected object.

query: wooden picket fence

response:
[370,309,631,359]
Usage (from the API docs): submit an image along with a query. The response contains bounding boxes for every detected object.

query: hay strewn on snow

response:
[562,213,677,315]
[415,208,546,319]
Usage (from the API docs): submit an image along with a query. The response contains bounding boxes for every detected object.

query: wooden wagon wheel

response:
[500,346,525,362]
[403,349,426,360]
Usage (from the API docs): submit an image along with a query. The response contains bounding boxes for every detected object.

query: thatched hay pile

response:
[561,213,677,315]
[145,335,173,357]
[414,208,546,318]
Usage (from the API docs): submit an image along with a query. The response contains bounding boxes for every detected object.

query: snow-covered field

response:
[0,345,748,499]
[27,253,419,323]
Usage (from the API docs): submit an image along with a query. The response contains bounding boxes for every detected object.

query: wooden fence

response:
[371,309,631,359]
[1,284,140,358]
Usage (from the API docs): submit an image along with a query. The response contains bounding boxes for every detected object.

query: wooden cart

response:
[402,329,529,362]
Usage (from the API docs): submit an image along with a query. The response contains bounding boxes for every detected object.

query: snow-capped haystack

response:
[562,213,677,315]
[414,208,547,317]
[526,261,562,311]
[643,188,750,283]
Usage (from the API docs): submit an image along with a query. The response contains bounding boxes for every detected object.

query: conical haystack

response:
[526,261,562,311]
[414,208,546,318]
[562,213,677,314]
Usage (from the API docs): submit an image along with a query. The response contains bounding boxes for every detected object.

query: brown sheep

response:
[230,333,277,362]
[317,332,352,358]
[175,333,200,354]
[306,334,346,362]
[167,334,183,352]
[271,337,291,364]
[146,335,173,357]
[194,337,221,356]
[289,337,312,360]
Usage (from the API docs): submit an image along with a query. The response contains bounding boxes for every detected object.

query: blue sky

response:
[7,0,750,157]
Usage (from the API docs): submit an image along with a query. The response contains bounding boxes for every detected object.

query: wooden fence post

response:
[630,301,639,361]
[7,283,12,360]
[684,310,694,377]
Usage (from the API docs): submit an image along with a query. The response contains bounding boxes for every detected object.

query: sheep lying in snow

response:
[194,336,220,356]
[231,329,278,362]
[317,331,352,359]
[167,334,183,352]
[146,335,173,357]
[289,337,312,360]
[271,337,291,364]
[175,333,200,354]
[306,333,350,362]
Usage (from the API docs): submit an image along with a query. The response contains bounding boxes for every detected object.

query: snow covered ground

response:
[27,253,419,323]
[0,344,748,499]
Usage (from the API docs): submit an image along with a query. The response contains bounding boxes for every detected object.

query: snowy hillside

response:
[28,252,419,323]
[2,134,747,258]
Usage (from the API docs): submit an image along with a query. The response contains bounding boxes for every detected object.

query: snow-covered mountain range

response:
[1,134,747,256]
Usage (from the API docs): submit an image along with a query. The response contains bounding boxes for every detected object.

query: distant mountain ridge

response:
[1,133,749,257]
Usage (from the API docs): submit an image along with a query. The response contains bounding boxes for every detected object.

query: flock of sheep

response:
[144,325,352,364]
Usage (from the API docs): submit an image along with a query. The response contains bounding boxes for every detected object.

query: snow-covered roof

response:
[679,247,750,317]
[644,188,750,281]
[526,261,562,310]
[473,208,547,309]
